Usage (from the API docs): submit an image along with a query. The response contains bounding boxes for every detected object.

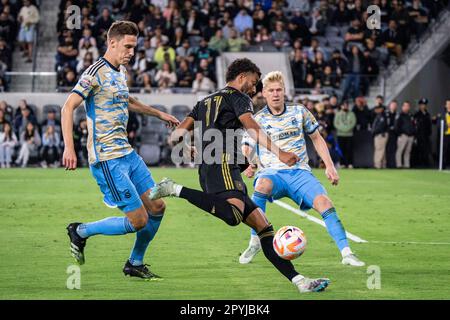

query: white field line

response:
[273,200,368,243]
[273,200,450,246]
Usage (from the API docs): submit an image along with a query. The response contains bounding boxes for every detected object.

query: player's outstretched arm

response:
[309,130,339,186]
[61,93,83,170]
[239,113,299,166]
[128,96,180,128]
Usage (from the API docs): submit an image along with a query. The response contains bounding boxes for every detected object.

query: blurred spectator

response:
[192,71,215,94]
[0,122,17,168]
[334,101,356,168]
[372,104,388,169]
[255,26,271,44]
[176,58,194,88]
[41,109,61,137]
[227,28,248,52]
[386,100,399,168]
[14,105,37,138]
[155,62,177,91]
[40,125,60,168]
[321,65,340,89]
[132,49,153,93]
[15,121,41,167]
[328,49,346,81]
[203,17,219,42]
[74,118,88,167]
[413,98,433,167]
[209,29,228,53]
[331,0,351,25]
[77,28,99,62]
[271,21,290,51]
[444,100,450,169]
[17,0,39,63]
[408,0,429,39]
[154,38,176,70]
[395,101,416,168]
[353,96,372,131]
[306,38,326,61]
[243,28,256,46]
[0,108,6,130]
[308,8,326,36]
[291,48,304,88]
[176,39,195,64]
[170,27,185,48]
[127,111,139,148]
[342,45,364,101]
[194,38,215,67]
[381,19,404,60]
[344,18,364,45]
[151,26,169,48]
[0,11,16,45]
[196,58,216,83]
[186,9,201,36]
[56,36,78,71]
[60,69,77,88]
[234,8,253,34]
[76,51,94,74]
[94,8,113,42]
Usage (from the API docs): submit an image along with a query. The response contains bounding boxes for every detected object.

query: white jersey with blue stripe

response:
[243,104,319,171]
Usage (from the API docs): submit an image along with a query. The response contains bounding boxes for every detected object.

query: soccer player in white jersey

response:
[239,71,365,267]
[62,21,180,279]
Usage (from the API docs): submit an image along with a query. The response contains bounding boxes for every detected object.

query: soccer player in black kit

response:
[150,58,330,293]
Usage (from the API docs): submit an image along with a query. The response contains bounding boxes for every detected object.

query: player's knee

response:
[149,199,166,214]
[314,195,333,212]
[129,213,148,231]
[222,204,243,226]
[255,178,273,195]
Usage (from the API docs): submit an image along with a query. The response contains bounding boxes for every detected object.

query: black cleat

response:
[123,260,163,281]
[66,223,87,265]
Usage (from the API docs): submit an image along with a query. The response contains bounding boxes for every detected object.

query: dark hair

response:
[225,58,261,82]
[107,21,139,41]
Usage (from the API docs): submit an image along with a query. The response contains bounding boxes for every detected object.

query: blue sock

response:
[129,213,163,266]
[76,216,136,238]
[321,207,349,252]
[250,191,270,236]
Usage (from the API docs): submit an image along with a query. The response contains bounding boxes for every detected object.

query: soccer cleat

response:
[239,244,261,264]
[66,223,87,265]
[342,253,365,267]
[123,261,163,281]
[149,177,178,200]
[294,277,330,293]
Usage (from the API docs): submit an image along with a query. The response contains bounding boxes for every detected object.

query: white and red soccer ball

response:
[273,226,307,260]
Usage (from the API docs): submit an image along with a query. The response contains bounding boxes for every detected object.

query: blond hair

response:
[262,71,285,89]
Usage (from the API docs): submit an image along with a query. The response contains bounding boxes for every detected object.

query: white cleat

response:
[239,244,261,264]
[342,253,365,267]
[149,177,178,200]
[293,276,330,293]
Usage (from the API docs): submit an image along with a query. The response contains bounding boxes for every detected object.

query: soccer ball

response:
[273,226,307,260]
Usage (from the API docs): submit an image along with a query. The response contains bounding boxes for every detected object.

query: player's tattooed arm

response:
[128,96,180,128]
[239,113,300,166]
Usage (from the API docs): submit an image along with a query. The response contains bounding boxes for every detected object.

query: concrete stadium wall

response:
[1,92,202,119]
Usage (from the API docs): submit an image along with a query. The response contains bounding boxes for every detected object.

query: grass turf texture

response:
[1,168,450,300]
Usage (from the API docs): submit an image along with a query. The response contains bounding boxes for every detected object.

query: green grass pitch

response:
[1,168,450,300]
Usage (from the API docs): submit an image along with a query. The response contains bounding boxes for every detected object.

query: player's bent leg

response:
[125,191,165,280]
[244,208,330,293]
[149,178,244,226]
[239,178,273,264]
[313,195,365,267]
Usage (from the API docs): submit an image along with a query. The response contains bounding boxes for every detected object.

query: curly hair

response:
[225,58,261,82]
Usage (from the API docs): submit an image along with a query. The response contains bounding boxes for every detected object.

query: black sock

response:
[179,187,243,226]
[258,225,299,281]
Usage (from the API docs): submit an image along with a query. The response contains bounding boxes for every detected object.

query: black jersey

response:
[188,86,254,165]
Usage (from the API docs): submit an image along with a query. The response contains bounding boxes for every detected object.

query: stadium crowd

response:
[0,0,40,91]
[55,0,448,100]
[1,97,450,169]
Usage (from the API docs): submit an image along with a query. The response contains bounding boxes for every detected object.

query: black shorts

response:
[198,162,248,196]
